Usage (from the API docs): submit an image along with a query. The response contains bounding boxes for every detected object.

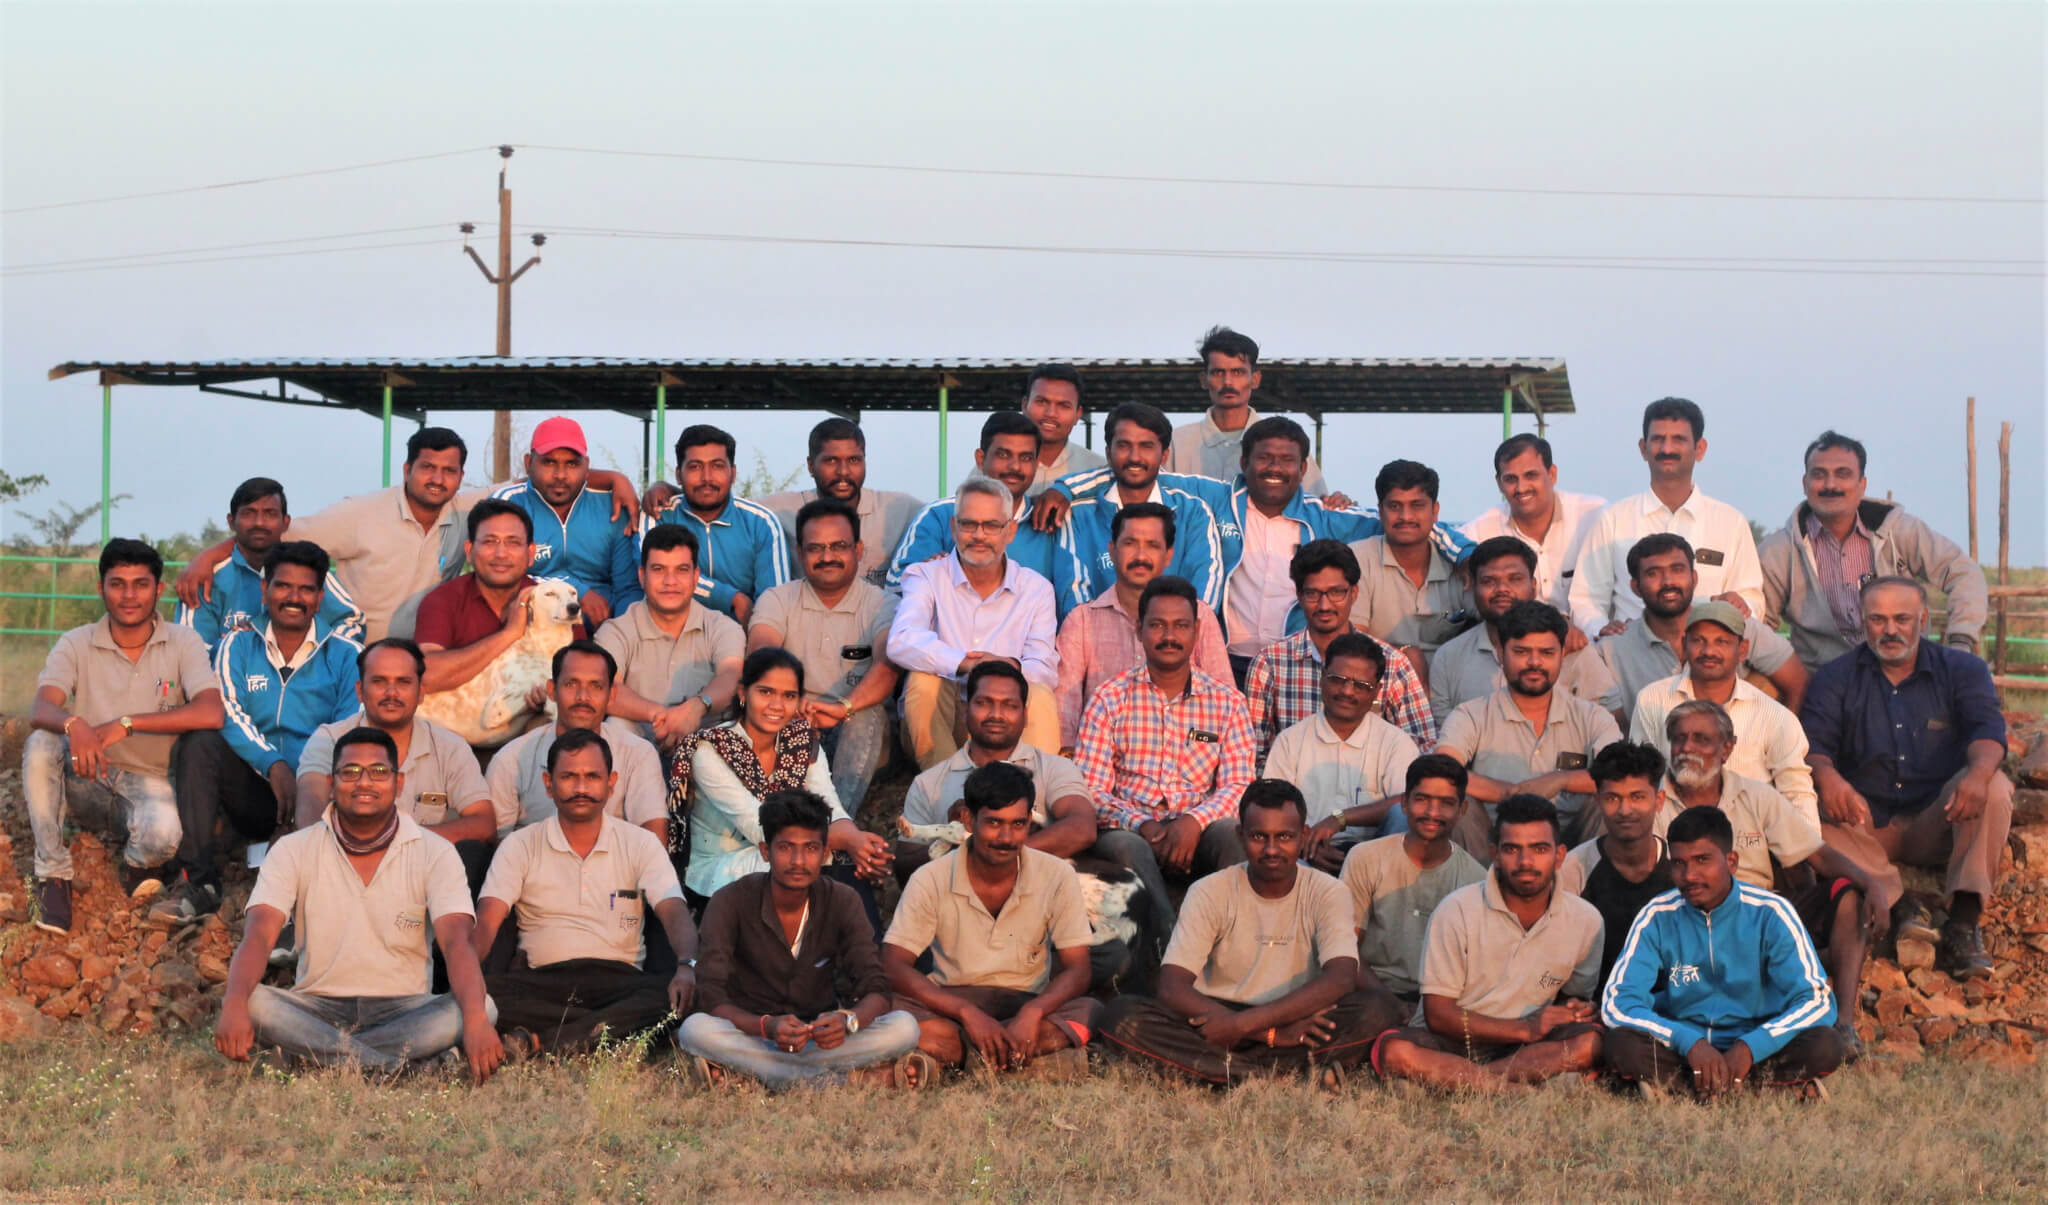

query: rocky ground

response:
[3,714,2048,1064]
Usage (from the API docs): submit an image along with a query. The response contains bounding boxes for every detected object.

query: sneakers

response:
[33,878,73,934]
[1891,898,1939,946]
[1937,922,1994,980]
[148,878,222,928]
[119,863,167,902]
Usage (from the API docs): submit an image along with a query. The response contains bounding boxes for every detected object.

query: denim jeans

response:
[246,985,497,1071]
[22,730,180,879]
[673,1010,919,1090]
[819,705,891,815]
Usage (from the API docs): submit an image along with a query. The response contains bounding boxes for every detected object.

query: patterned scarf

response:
[326,805,400,856]
[665,717,818,854]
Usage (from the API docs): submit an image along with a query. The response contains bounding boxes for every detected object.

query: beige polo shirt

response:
[1656,770,1823,891]
[1629,671,1818,829]
[288,484,485,642]
[748,579,898,704]
[1427,622,1620,720]
[1436,688,1622,816]
[1346,536,1468,653]
[755,486,925,585]
[883,846,1092,993]
[298,711,491,825]
[1341,835,1487,996]
[1261,712,1419,830]
[595,600,745,741]
[1416,875,1604,1027]
[246,813,474,998]
[37,618,220,778]
[1165,864,1356,1006]
[486,717,667,834]
[901,743,1091,829]
[480,814,685,969]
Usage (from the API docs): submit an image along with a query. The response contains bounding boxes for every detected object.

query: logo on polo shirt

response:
[1539,970,1567,990]
[1738,829,1764,848]
[395,909,425,931]
[245,675,270,692]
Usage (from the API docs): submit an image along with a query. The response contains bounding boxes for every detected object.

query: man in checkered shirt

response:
[1245,539,1436,764]
[1074,575,1256,915]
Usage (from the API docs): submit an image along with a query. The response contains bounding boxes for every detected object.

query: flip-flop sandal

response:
[680,1055,728,1091]
[1313,1063,1346,1095]
[894,1050,941,1091]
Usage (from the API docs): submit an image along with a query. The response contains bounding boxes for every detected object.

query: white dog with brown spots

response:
[417,578,581,747]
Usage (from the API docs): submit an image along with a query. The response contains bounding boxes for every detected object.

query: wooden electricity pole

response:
[464,145,545,481]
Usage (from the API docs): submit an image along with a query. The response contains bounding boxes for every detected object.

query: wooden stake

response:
[1966,397,1978,562]
[1995,421,2011,674]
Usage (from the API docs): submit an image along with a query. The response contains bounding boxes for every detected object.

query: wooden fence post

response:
[1995,421,2011,674]
[1966,397,1978,562]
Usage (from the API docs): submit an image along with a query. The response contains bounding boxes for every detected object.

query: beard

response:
[1669,754,1720,790]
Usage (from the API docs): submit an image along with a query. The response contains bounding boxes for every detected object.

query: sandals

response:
[894,1050,941,1091]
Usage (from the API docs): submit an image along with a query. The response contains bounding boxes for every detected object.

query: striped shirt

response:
[1244,627,1436,759]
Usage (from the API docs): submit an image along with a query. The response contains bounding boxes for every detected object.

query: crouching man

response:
[214,727,502,1081]
[473,728,699,1056]
[1602,805,1843,1099]
[675,790,923,1089]
[883,763,1099,1079]
[1098,780,1406,1089]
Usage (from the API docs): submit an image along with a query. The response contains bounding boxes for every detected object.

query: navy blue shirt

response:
[1799,639,2005,822]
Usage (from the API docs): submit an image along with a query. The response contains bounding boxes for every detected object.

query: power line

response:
[1,238,455,278]
[521,143,2046,207]
[1,224,470,272]
[540,225,2045,279]
[2,147,496,216]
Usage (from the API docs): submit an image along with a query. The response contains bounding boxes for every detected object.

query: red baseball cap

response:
[530,416,587,456]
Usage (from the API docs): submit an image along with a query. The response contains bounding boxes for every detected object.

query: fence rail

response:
[0,553,187,638]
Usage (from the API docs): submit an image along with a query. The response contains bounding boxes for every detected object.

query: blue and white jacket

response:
[650,496,789,618]
[884,494,1088,616]
[488,481,643,610]
[1044,474,1225,612]
[217,619,363,775]
[175,546,364,652]
[1601,882,1836,1061]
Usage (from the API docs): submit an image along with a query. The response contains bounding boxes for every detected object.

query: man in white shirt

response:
[1461,434,1605,612]
[1166,325,1327,492]
[1567,397,1765,638]
[888,477,1061,768]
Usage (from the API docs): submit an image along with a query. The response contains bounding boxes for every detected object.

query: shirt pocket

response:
[1180,729,1223,782]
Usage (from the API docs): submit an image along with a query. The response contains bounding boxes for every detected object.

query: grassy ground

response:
[0,1033,2043,1202]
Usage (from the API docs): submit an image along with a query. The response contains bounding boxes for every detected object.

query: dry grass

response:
[0,1032,2043,1202]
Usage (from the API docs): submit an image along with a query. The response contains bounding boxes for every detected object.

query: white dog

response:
[417,578,581,747]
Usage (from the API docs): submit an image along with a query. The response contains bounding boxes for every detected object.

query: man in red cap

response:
[488,417,645,629]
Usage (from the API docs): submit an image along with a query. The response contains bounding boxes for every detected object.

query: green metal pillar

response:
[656,383,669,481]
[381,385,394,486]
[1502,387,1513,440]
[937,382,950,495]
[99,382,112,543]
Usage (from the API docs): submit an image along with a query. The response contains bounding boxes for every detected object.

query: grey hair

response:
[1858,574,1928,605]
[955,474,1015,515]
[1665,698,1736,745]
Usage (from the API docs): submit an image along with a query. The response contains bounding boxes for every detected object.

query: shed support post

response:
[655,382,669,481]
[1503,387,1513,440]
[100,383,113,544]
[937,382,951,495]
[381,385,394,486]
[1312,413,1325,463]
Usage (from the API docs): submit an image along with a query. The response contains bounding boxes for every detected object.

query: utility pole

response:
[463,145,545,481]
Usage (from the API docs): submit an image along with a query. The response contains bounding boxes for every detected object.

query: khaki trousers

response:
[900,671,1061,769]
[1819,768,2014,911]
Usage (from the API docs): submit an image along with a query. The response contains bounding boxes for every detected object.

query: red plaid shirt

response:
[1245,628,1436,762]
[1073,664,1257,830]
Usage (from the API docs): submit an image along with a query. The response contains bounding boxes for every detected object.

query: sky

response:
[3,0,2042,561]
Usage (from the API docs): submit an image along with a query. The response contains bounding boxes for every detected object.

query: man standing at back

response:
[487,417,643,629]
[177,477,363,651]
[1020,363,1104,496]
[1167,326,1326,492]
[652,424,790,623]
[1568,398,1764,638]
[756,418,923,586]
[1761,430,1987,671]
[1462,435,1605,613]
[1054,402,1226,612]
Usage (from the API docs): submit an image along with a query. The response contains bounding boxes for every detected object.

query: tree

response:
[13,495,132,555]
[0,470,48,503]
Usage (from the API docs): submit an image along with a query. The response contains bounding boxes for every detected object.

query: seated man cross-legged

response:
[1373,794,1605,1090]
[473,728,700,1057]
[1100,780,1405,1089]
[882,765,1099,1079]
[675,790,923,1090]
[1340,755,1487,1008]
[1602,806,1844,1099]
[213,727,502,1080]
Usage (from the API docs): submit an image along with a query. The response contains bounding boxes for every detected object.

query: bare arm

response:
[213,902,290,1061]
[420,626,527,693]
[433,912,504,1084]
[1765,657,1809,716]
[426,800,498,845]
[882,941,980,1021]
[175,538,236,607]
[471,896,513,962]
[1026,792,1098,859]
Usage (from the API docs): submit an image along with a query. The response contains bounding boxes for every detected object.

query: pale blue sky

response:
[4,1,2042,559]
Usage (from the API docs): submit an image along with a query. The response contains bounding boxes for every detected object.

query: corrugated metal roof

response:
[50,355,1574,420]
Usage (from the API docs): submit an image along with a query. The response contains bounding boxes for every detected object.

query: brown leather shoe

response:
[1890,897,1939,946]
[1937,922,1994,980]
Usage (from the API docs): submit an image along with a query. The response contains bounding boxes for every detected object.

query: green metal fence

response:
[0,553,186,637]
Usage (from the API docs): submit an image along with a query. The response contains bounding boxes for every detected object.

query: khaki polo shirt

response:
[883,846,1092,992]
[596,599,744,718]
[1416,875,1604,1027]
[755,486,925,585]
[1655,770,1822,891]
[480,814,685,968]
[38,618,220,778]
[1346,536,1468,653]
[1427,622,1620,719]
[247,813,474,998]
[1262,712,1419,830]
[289,485,481,642]
[298,711,491,825]
[749,579,898,704]
[486,717,667,834]
[1165,864,1356,1006]
[901,743,1091,829]
[1437,688,1622,815]
[1340,835,1487,996]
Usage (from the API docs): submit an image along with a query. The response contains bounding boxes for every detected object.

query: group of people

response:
[23,324,2012,1099]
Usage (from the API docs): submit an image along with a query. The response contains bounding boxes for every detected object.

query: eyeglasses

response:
[802,541,855,558]
[1298,587,1352,605]
[953,519,1009,536]
[1321,672,1380,694]
[335,765,396,784]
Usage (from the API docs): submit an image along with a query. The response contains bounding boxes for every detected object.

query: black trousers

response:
[485,958,675,1054]
[1097,988,1407,1086]
[171,730,279,888]
[1604,1024,1844,1090]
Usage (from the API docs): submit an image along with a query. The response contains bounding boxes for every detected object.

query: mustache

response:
[564,795,602,807]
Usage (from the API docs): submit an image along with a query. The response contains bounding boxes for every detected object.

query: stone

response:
[196,953,229,985]
[1865,961,1907,992]
[0,995,52,1044]
[21,954,79,989]
[2010,828,2048,871]
[1919,1018,1960,1045]
[149,961,202,994]
[2017,738,2048,789]
[2016,789,2048,827]
[1896,938,1937,971]
[1875,989,1911,1027]
[79,955,116,984]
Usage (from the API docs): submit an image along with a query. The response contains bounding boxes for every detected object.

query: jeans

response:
[246,985,497,1071]
[820,705,891,815]
[171,730,281,889]
[23,730,180,879]
[673,1009,920,1090]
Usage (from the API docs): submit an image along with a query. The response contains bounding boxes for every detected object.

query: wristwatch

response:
[681,957,698,969]
[694,693,715,712]
[839,1009,861,1034]
[118,715,135,735]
